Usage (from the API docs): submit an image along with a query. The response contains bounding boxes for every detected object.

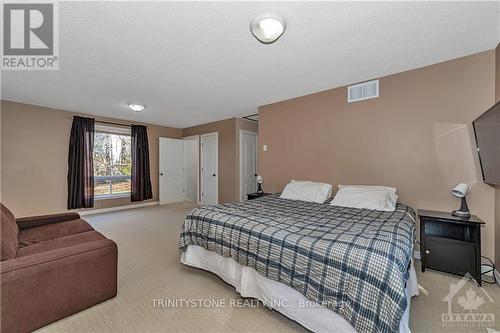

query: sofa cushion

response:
[16,231,106,257]
[1,203,19,260]
[18,219,94,248]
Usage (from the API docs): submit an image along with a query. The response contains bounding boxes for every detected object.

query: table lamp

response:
[451,183,471,218]
[256,175,263,193]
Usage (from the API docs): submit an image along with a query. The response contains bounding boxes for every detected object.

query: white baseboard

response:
[79,201,159,216]
[481,265,494,277]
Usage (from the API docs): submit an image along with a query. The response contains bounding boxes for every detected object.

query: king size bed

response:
[179,193,418,333]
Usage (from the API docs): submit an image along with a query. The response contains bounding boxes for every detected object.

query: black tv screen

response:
[473,101,500,185]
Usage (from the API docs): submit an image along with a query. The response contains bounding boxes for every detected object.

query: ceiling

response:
[2,1,499,128]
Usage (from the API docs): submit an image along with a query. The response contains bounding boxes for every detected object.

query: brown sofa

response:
[1,204,118,333]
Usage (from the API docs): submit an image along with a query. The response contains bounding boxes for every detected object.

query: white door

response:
[184,137,199,202]
[240,131,258,201]
[159,138,186,204]
[201,133,218,205]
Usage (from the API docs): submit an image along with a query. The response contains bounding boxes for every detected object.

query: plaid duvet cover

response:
[179,194,416,333]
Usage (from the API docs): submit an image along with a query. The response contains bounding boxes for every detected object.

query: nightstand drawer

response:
[426,236,476,276]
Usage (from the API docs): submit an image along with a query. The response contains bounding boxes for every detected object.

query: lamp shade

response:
[451,183,470,198]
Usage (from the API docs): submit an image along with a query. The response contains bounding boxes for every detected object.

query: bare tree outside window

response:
[94,131,131,196]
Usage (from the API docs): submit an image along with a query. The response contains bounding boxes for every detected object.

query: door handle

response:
[212,174,216,177]
[160,173,164,176]
[254,174,257,177]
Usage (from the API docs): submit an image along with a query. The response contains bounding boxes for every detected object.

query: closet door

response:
[159,138,186,204]
[201,133,218,205]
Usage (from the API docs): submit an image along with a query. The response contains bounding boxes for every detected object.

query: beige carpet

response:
[37,202,500,333]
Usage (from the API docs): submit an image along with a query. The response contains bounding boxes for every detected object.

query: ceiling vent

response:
[347,80,379,103]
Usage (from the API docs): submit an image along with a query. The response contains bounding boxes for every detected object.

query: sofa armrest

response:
[16,212,81,230]
[0,238,115,274]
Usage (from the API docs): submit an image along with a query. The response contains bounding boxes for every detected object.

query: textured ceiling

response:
[2,1,499,128]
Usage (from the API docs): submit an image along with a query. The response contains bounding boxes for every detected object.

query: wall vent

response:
[347,80,379,103]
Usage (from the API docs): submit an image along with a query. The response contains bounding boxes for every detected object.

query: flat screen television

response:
[473,100,500,185]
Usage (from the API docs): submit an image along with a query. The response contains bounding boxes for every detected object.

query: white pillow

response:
[330,185,398,211]
[280,180,332,203]
[337,185,397,199]
[292,180,333,201]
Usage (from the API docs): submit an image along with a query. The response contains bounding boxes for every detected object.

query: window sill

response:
[95,193,130,200]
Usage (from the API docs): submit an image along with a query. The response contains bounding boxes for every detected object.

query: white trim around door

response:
[239,129,258,201]
[200,132,218,205]
[183,135,200,204]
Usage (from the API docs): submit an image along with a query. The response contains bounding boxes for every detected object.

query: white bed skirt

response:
[181,245,419,333]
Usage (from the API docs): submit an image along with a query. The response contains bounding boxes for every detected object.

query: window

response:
[93,125,131,198]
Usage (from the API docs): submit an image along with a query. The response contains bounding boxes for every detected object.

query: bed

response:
[179,194,418,333]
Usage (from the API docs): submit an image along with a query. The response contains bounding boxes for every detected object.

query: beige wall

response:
[182,118,258,203]
[1,101,182,216]
[495,43,500,269]
[259,50,496,260]
[496,43,500,102]
[182,118,238,203]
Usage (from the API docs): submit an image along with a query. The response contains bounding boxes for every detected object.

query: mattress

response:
[181,245,419,333]
[179,195,417,332]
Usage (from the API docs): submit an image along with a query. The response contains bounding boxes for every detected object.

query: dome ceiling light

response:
[250,13,286,44]
[128,103,145,112]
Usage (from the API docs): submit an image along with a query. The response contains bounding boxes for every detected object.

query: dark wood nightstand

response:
[418,210,484,286]
[247,192,271,200]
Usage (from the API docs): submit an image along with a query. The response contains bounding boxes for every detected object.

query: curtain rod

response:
[67,117,131,128]
[95,120,131,128]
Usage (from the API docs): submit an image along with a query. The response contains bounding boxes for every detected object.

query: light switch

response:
[263,145,268,152]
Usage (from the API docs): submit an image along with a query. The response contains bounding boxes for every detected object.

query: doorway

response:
[200,132,218,205]
[183,136,199,203]
[159,138,186,205]
[239,130,258,201]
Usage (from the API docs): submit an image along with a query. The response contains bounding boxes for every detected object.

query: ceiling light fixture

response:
[128,103,145,112]
[250,13,286,44]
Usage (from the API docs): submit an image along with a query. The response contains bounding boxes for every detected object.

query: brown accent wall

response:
[0,100,182,216]
[259,50,496,260]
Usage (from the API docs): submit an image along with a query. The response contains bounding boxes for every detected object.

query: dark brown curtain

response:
[131,125,153,202]
[67,116,95,209]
